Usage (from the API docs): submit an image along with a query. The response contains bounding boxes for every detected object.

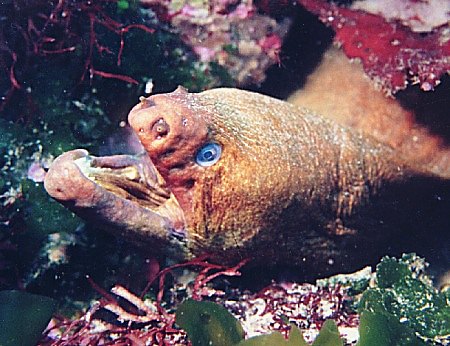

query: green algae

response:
[23,181,80,239]
[176,299,345,346]
[311,320,343,346]
[356,309,424,346]
[0,290,56,346]
[237,325,309,346]
[358,254,450,344]
[176,299,245,346]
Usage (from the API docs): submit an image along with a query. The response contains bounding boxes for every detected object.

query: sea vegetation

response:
[177,254,449,346]
[0,290,56,346]
[298,0,450,95]
[1,254,447,345]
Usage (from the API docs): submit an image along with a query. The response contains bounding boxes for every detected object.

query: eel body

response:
[288,48,450,178]
[44,87,449,276]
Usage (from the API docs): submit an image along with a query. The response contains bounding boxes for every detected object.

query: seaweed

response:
[0,290,56,346]
[356,310,423,346]
[357,254,450,345]
[176,299,245,346]
[175,255,449,345]
[1,0,232,120]
[37,254,448,345]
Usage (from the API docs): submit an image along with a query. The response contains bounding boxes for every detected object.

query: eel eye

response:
[195,142,222,167]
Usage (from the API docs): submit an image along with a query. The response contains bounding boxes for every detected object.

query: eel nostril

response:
[152,118,169,139]
[138,96,156,108]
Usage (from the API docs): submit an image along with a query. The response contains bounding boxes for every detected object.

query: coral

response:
[141,0,292,85]
[298,0,450,94]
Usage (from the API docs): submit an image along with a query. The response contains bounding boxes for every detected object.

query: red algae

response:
[39,258,360,345]
[299,0,450,94]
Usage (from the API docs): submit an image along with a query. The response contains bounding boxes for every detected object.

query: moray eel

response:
[288,48,450,178]
[44,87,449,275]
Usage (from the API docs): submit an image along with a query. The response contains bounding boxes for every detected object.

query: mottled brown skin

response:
[127,87,447,272]
[45,87,449,276]
[288,48,450,178]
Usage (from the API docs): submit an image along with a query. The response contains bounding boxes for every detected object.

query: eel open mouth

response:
[44,149,188,256]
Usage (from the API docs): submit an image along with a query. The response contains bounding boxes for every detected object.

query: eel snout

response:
[44,149,188,256]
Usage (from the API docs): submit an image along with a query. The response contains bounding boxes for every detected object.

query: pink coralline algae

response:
[299,0,450,94]
[27,162,47,183]
[219,282,359,343]
[141,0,291,85]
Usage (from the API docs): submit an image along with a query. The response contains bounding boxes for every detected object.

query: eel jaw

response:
[44,149,189,259]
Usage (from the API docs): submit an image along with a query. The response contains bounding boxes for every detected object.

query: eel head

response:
[44,87,272,261]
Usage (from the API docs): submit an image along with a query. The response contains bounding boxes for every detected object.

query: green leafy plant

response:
[356,310,423,346]
[0,290,56,346]
[357,254,450,345]
[176,299,245,346]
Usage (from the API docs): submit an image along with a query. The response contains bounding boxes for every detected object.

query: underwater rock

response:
[141,0,291,85]
[44,88,449,276]
[351,0,450,33]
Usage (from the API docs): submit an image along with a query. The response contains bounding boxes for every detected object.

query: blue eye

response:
[195,142,222,167]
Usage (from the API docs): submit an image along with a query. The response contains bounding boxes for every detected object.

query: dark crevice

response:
[251,5,334,99]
